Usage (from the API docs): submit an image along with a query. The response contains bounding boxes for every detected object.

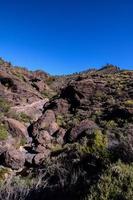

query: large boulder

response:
[32,110,59,138]
[60,79,95,112]
[52,128,66,145]
[4,147,25,170]
[33,151,50,165]
[35,130,52,147]
[48,122,59,135]
[32,80,49,92]
[68,119,98,142]
[53,99,70,115]
[4,118,28,138]
[35,145,48,153]
[39,110,56,129]
[25,153,35,165]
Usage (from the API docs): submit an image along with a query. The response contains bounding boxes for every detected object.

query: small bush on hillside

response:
[51,144,63,153]
[0,97,10,113]
[124,100,133,107]
[19,112,31,123]
[105,120,117,129]
[0,168,10,182]
[91,129,108,153]
[7,111,31,123]
[41,90,57,99]
[86,161,133,200]
[15,73,25,80]
[19,137,27,146]
[56,114,66,127]
[15,137,27,149]
[76,129,108,157]
[0,123,8,140]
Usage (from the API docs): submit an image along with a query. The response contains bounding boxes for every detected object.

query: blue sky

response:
[0,0,133,75]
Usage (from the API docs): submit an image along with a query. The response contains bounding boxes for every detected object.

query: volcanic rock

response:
[4,147,25,170]
[4,118,28,138]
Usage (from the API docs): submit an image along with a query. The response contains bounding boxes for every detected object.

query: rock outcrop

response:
[4,147,25,170]
[68,119,98,142]
[4,118,28,138]
[10,99,48,121]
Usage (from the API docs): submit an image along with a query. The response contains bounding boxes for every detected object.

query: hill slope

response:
[0,58,133,200]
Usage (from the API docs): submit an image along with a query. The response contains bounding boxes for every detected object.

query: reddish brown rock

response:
[54,128,66,145]
[25,153,35,165]
[32,110,58,138]
[32,80,49,92]
[0,145,7,156]
[58,79,96,114]
[69,119,98,142]
[35,145,49,153]
[0,62,49,106]
[54,99,70,115]
[48,122,59,135]
[4,118,28,138]
[35,130,52,147]
[33,151,50,165]
[39,110,56,129]
[4,147,25,170]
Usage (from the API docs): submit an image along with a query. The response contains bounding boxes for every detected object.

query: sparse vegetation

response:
[42,90,57,99]
[86,161,133,200]
[0,168,10,181]
[124,100,133,106]
[91,129,108,153]
[56,114,65,126]
[51,143,63,152]
[18,112,31,123]
[0,97,10,113]
[105,120,117,129]
[0,123,8,140]
[19,137,27,146]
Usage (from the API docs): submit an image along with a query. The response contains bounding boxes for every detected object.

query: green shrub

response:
[75,130,108,156]
[86,161,133,200]
[19,112,31,123]
[0,123,8,140]
[124,100,133,107]
[41,90,57,99]
[19,137,27,146]
[0,167,10,182]
[15,73,25,80]
[106,120,117,129]
[7,111,31,123]
[15,137,27,149]
[12,175,36,188]
[51,144,63,152]
[76,143,90,155]
[91,129,108,153]
[0,97,10,113]
[56,114,65,127]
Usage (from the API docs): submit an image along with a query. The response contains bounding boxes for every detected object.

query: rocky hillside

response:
[0,58,133,200]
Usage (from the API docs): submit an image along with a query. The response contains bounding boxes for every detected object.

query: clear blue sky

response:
[0,0,133,75]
